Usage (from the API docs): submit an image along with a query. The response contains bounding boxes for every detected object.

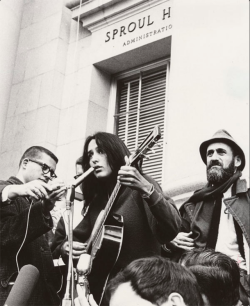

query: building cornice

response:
[68,0,171,33]
[65,0,89,10]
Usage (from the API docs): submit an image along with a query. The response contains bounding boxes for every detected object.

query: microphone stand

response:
[62,168,94,306]
[62,185,75,306]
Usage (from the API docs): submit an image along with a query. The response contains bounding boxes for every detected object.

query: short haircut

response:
[76,156,83,165]
[19,146,58,167]
[180,248,240,306]
[105,256,203,306]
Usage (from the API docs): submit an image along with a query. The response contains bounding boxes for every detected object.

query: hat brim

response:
[200,137,245,171]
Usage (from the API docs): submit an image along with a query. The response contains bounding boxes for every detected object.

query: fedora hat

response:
[199,129,245,171]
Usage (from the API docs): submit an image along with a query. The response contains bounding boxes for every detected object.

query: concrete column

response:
[0,0,25,148]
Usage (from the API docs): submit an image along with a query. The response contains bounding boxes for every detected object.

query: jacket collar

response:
[235,178,248,194]
[8,176,23,185]
[182,178,248,210]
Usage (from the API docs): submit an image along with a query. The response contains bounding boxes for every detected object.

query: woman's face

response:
[87,139,112,180]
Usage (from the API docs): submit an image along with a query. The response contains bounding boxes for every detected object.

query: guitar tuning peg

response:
[142,154,150,160]
[148,148,156,154]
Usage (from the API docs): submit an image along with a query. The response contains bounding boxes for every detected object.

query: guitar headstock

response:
[129,125,161,166]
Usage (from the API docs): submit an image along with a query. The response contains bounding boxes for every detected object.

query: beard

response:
[207,159,235,185]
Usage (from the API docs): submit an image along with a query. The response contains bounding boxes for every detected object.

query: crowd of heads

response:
[106,256,203,306]
[180,249,241,306]
[104,249,242,306]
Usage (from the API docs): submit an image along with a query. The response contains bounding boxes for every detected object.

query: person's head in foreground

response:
[180,248,241,306]
[105,256,203,306]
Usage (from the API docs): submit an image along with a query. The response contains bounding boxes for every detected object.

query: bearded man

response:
[169,130,249,305]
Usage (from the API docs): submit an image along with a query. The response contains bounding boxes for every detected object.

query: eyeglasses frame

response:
[27,158,57,179]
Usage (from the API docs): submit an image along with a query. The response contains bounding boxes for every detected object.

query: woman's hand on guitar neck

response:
[118,156,153,195]
[61,241,87,259]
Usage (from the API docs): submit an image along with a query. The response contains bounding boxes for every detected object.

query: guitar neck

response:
[86,182,121,252]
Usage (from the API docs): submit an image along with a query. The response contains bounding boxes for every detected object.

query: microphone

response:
[72,167,94,188]
[4,265,40,306]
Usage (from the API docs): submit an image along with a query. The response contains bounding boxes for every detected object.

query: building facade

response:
[0,0,249,206]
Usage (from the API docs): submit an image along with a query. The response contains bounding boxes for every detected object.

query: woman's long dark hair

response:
[81,132,137,203]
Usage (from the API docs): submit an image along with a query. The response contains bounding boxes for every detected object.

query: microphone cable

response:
[15,199,33,272]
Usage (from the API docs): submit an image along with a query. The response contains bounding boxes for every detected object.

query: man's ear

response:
[21,158,29,169]
[234,155,242,169]
[161,292,186,306]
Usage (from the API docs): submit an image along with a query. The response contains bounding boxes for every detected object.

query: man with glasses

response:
[0,146,66,306]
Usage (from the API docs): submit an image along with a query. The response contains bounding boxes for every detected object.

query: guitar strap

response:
[107,184,127,214]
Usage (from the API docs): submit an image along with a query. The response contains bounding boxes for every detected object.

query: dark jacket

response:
[180,178,249,249]
[51,175,181,300]
[180,178,250,298]
[0,177,60,306]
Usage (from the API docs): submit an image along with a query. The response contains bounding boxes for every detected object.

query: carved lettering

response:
[138,17,145,29]
[112,29,118,40]
[105,32,110,42]
[163,7,171,20]
[120,26,126,37]
[147,15,154,26]
[105,6,172,43]
[128,22,136,32]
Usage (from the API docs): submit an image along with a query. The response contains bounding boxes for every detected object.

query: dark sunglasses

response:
[28,159,57,179]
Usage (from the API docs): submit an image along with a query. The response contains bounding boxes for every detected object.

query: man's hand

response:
[8,180,52,201]
[61,241,87,259]
[46,180,66,202]
[42,180,66,213]
[118,156,153,195]
[74,284,98,306]
[7,179,66,214]
[171,232,195,250]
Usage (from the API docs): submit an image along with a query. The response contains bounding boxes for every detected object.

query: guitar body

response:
[88,214,124,305]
